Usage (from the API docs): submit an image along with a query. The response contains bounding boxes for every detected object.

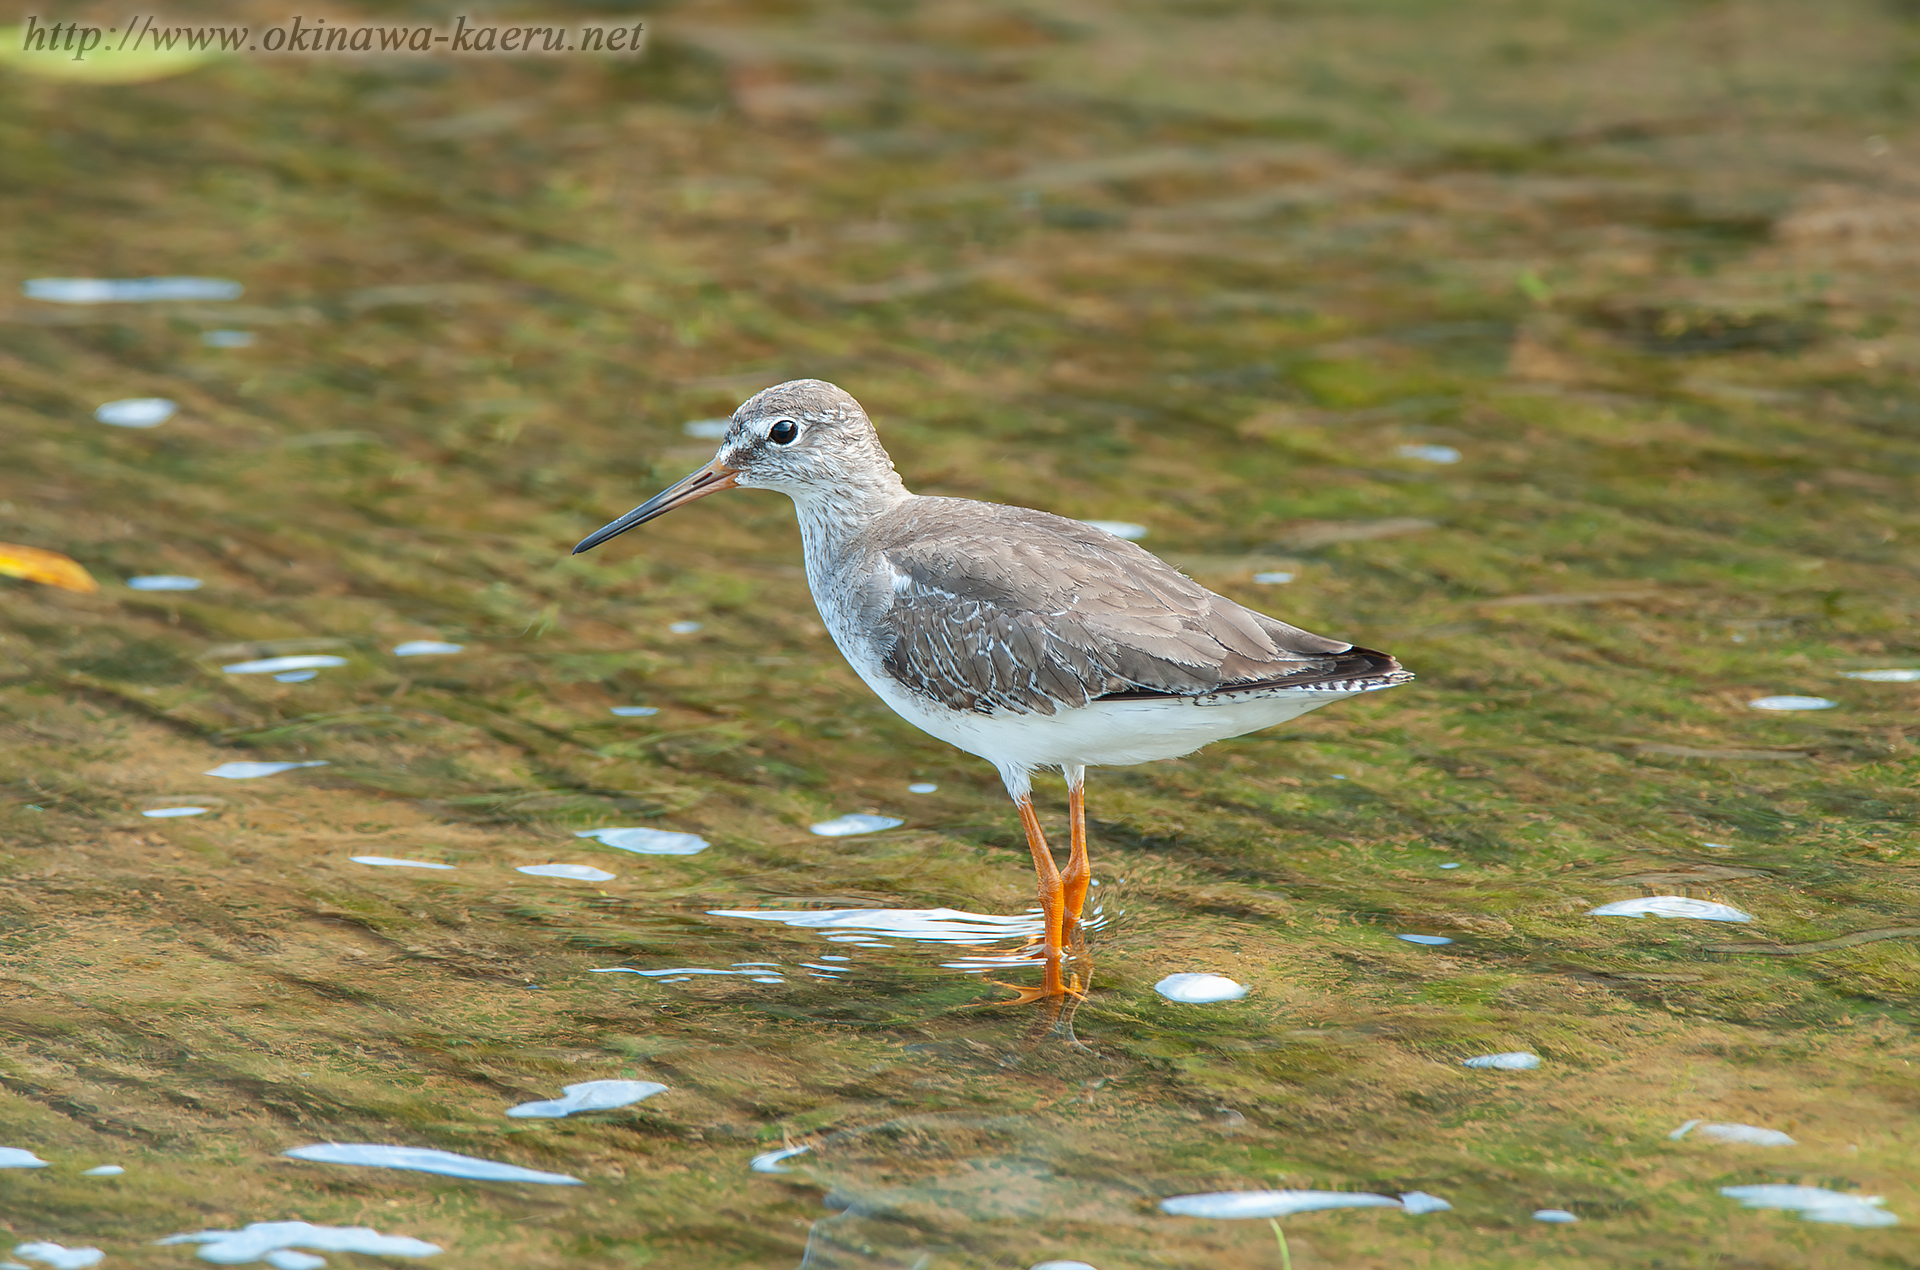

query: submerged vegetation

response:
[2,0,1918,1265]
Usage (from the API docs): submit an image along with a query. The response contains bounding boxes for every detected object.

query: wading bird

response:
[574,381,1410,999]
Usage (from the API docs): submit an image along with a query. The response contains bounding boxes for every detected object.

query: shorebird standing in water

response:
[574,380,1410,1000]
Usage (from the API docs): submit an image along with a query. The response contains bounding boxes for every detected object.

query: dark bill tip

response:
[571,504,654,555]
[571,462,737,555]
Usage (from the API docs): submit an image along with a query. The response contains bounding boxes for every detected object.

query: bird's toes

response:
[975,978,1083,1006]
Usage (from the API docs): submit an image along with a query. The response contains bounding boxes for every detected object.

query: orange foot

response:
[977,971,1087,1006]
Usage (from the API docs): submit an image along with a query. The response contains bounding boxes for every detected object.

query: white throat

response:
[787,482,908,587]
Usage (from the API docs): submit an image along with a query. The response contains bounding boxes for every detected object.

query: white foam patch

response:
[283,1144,580,1185]
[11,1244,102,1270]
[143,806,210,818]
[809,814,903,837]
[506,1080,667,1119]
[392,641,463,656]
[668,621,703,634]
[1077,520,1147,540]
[1748,695,1836,711]
[1252,572,1294,584]
[1160,1190,1401,1219]
[1439,862,1462,869]
[1462,1051,1540,1070]
[25,277,242,303]
[682,419,729,439]
[516,864,615,881]
[79,1165,124,1177]
[1533,1209,1578,1223]
[203,761,328,780]
[221,655,346,675]
[1720,1184,1898,1227]
[160,1219,444,1263]
[0,1148,50,1168]
[95,398,177,428]
[1155,973,1247,1003]
[609,706,658,717]
[127,575,202,591]
[1670,1120,1795,1146]
[350,857,455,870]
[1398,1191,1452,1215]
[1397,934,1453,946]
[907,782,938,793]
[1588,896,1753,922]
[575,827,708,856]
[274,671,316,683]
[201,330,255,348]
[1843,668,1920,682]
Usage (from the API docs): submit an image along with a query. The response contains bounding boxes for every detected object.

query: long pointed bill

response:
[571,459,738,555]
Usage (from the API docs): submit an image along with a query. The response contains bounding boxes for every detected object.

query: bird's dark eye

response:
[768,419,800,445]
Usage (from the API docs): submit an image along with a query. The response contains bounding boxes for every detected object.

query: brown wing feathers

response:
[876,501,1407,716]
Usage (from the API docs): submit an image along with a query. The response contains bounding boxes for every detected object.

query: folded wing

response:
[876,502,1408,716]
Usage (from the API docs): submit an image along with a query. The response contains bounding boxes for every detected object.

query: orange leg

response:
[1062,766,1092,954]
[1015,793,1067,998]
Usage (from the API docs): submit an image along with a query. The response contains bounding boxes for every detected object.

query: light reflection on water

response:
[1159,1189,1404,1218]
[586,905,1123,994]
[751,1144,811,1174]
[504,1079,668,1119]
[1720,1185,1899,1228]
[704,906,1111,975]
[590,966,786,981]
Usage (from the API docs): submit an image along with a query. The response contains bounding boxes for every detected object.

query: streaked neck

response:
[789,479,910,575]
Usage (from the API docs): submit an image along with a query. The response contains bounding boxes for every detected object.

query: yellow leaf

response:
[0,542,99,593]
[0,25,227,84]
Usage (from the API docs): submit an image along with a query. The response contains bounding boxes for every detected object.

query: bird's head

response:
[572,378,903,555]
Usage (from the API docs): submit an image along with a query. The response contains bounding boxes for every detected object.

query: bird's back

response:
[823,495,1408,719]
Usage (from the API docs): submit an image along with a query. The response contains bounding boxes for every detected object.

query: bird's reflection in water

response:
[779,1051,1123,1268]
[1017,967,1092,1052]
[798,1191,931,1270]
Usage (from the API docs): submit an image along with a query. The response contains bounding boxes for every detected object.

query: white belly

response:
[855,662,1360,771]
